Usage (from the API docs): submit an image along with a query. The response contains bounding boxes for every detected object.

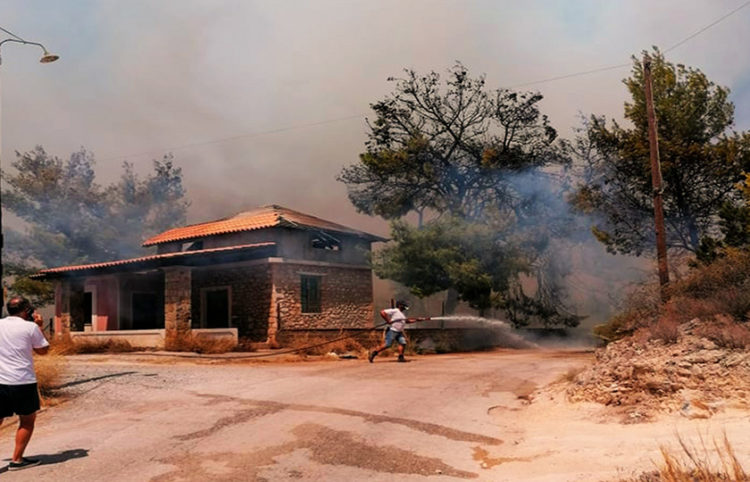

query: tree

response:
[571,48,750,256]
[339,63,562,223]
[373,217,580,327]
[339,64,579,326]
[1,146,190,304]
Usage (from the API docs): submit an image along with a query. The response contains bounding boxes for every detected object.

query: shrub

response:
[49,335,136,355]
[649,317,680,344]
[696,316,750,350]
[167,332,236,354]
[593,284,662,342]
[670,249,750,322]
[34,352,65,398]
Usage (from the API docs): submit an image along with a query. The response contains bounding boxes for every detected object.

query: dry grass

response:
[648,317,680,344]
[167,332,236,354]
[555,366,585,384]
[651,433,748,482]
[49,335,136,355]
[34,352,66,398]
[284,334,367,357]
[669,249,750,323]
[696,316,750,350]
[593,284,662,342]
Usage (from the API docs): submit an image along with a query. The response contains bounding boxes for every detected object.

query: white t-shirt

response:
[0,316,49,385]
[383,308,407,333]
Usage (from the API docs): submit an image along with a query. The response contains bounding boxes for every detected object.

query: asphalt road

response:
[0,350,591,481]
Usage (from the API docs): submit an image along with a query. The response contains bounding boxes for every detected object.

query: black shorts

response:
[0,383,41,418]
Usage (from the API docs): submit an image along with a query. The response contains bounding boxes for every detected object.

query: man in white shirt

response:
[368,300,428,363]
[0,296,50,471]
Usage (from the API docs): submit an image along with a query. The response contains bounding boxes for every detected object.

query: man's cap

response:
[395,300,409,308]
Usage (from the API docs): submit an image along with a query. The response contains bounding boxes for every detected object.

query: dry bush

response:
[235,338,260,352]
[594,284,662,342]
[34,352,66,397]
[74,339,136,354]
[555,366,585,384]
[670,249,750,322]
[168,332,236,354]
[284,333,366,357]
[49,335,136,354]
[649,317,680,344]
[696,316,750,350]
[49,334,78,355]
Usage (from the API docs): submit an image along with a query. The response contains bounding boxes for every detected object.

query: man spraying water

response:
[368,300,429,363]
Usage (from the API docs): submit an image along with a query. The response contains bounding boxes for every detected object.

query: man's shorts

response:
[0,383,41,418]
[384,329,407,348]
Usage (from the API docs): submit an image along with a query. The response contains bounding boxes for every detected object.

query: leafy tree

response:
[571,48,750,256]
[696,174,750,264]
[374,217,580,327]
[340,64,579,326]
[1,146,189,304]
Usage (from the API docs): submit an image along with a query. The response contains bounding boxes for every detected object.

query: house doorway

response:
[202,287,230,328]
[132,293,160,329]
[82,292,93,331]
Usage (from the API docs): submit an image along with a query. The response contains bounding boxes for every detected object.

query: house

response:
[34,205,386,349]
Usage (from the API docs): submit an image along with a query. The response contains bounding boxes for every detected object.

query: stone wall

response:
[164,267,192,350]
[272,263,373,330]
[191,264,272,341]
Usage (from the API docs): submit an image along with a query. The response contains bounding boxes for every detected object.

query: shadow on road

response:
[52,372,138,389]
[0,448,89,473]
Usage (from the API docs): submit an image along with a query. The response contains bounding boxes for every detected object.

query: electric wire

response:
[0,26,26,41]
[664,0,750,52]
[96,114,365,163]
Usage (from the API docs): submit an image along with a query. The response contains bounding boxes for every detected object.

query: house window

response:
[310,232,341,251]
[200,287,231,328]
[300,275,321,313]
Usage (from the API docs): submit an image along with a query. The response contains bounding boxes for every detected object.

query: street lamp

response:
[0,34,59,307]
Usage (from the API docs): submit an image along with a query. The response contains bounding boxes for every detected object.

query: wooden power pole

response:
[643,54,670,300]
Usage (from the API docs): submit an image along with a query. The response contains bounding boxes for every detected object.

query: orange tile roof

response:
[142,204,385,247]
[33,242,275,278]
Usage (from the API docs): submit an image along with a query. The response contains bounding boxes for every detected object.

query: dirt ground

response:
[1,349,748,481]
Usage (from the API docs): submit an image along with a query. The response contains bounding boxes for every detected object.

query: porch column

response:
[164,266,192,350]
[56,280,71,336]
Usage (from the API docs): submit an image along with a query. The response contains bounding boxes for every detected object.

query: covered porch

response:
[35,243,277,349]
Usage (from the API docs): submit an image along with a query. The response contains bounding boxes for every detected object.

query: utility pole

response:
[643,54,670,301]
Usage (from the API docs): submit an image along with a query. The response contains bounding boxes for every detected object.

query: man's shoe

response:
[8,458,41,471]
[368,351,377,363]
[397,355,406,363]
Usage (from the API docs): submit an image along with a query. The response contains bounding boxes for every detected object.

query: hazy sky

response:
[2,0,749,238]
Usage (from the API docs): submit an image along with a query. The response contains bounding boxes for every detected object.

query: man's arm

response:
[406,317,430,324]
[379,310,391,323]
[32,313,50,355]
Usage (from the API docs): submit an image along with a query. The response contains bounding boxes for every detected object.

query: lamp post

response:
[0,33,59,307]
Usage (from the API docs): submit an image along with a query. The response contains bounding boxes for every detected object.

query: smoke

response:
[430,315,538,349]
[4,1,749,239]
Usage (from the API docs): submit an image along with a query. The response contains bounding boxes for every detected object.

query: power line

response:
[0,26,26,41]
[510,0,750,89]
[98,114,365,162]
[508,63,630,89]
[665,0,750,52]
